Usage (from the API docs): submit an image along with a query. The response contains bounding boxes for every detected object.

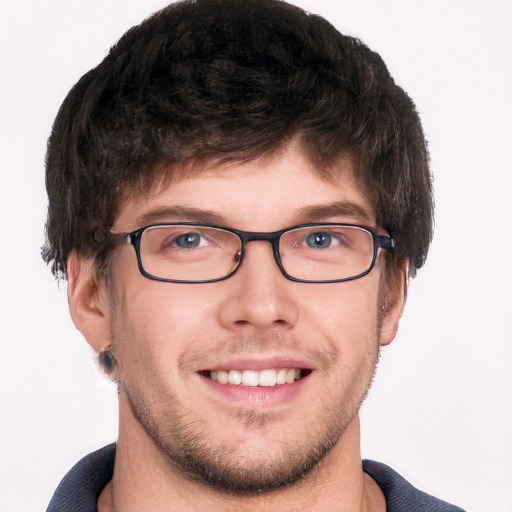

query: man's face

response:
[104,146,398,493]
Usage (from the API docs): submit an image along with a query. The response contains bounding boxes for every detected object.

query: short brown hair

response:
[42,0,433,279]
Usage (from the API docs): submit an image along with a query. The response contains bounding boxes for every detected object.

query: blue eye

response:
[175,232,201,248]
[306,232,332,249]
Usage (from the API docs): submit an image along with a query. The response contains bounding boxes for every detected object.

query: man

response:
[42,0,464,510]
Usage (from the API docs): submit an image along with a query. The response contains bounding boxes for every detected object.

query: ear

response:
[67,251,113,351]
[379,261,408,346]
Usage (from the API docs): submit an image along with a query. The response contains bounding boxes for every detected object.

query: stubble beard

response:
[123,340,381,495]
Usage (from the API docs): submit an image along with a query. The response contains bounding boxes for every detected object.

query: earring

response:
[97,347,120,381]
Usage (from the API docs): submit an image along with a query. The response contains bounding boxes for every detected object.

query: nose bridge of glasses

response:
[236,230,283,270]
[238,230,281,254]
[239,230,279,243]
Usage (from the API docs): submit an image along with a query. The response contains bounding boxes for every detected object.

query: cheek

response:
[300,278,381,341]
[111,247,213,329]
[112,282,220,370]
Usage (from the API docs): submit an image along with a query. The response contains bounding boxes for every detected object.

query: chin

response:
[126,383,361,495]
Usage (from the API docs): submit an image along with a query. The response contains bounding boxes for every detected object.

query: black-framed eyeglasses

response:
[110,223,394,284]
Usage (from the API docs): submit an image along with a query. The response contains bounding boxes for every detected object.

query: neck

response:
[99,391,385,512]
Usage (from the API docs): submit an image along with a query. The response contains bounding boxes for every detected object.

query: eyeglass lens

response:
[137,224,376,283]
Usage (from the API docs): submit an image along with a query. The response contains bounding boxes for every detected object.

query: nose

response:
[218,240,299,333]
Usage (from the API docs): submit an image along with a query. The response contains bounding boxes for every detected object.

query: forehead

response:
[114,147,376,231]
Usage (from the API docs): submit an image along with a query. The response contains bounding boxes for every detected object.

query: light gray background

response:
[1,1,511,511]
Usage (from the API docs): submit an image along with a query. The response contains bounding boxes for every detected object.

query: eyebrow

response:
[135,206,228,227]
[131,200,374,230]
[296,201,375,225]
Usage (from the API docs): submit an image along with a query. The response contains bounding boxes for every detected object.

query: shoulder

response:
[363,460,465,512]
[46,444,116,512]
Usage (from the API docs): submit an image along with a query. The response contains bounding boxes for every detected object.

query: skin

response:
[68,143,406,511]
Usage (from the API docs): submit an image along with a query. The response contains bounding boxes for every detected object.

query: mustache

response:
[178,334,336,371]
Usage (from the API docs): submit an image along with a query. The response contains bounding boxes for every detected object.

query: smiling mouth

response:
[200,368,312,387]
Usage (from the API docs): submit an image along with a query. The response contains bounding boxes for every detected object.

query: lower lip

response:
[198,372,311,406]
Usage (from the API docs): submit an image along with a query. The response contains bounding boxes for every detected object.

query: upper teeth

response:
[210,368,301,387]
